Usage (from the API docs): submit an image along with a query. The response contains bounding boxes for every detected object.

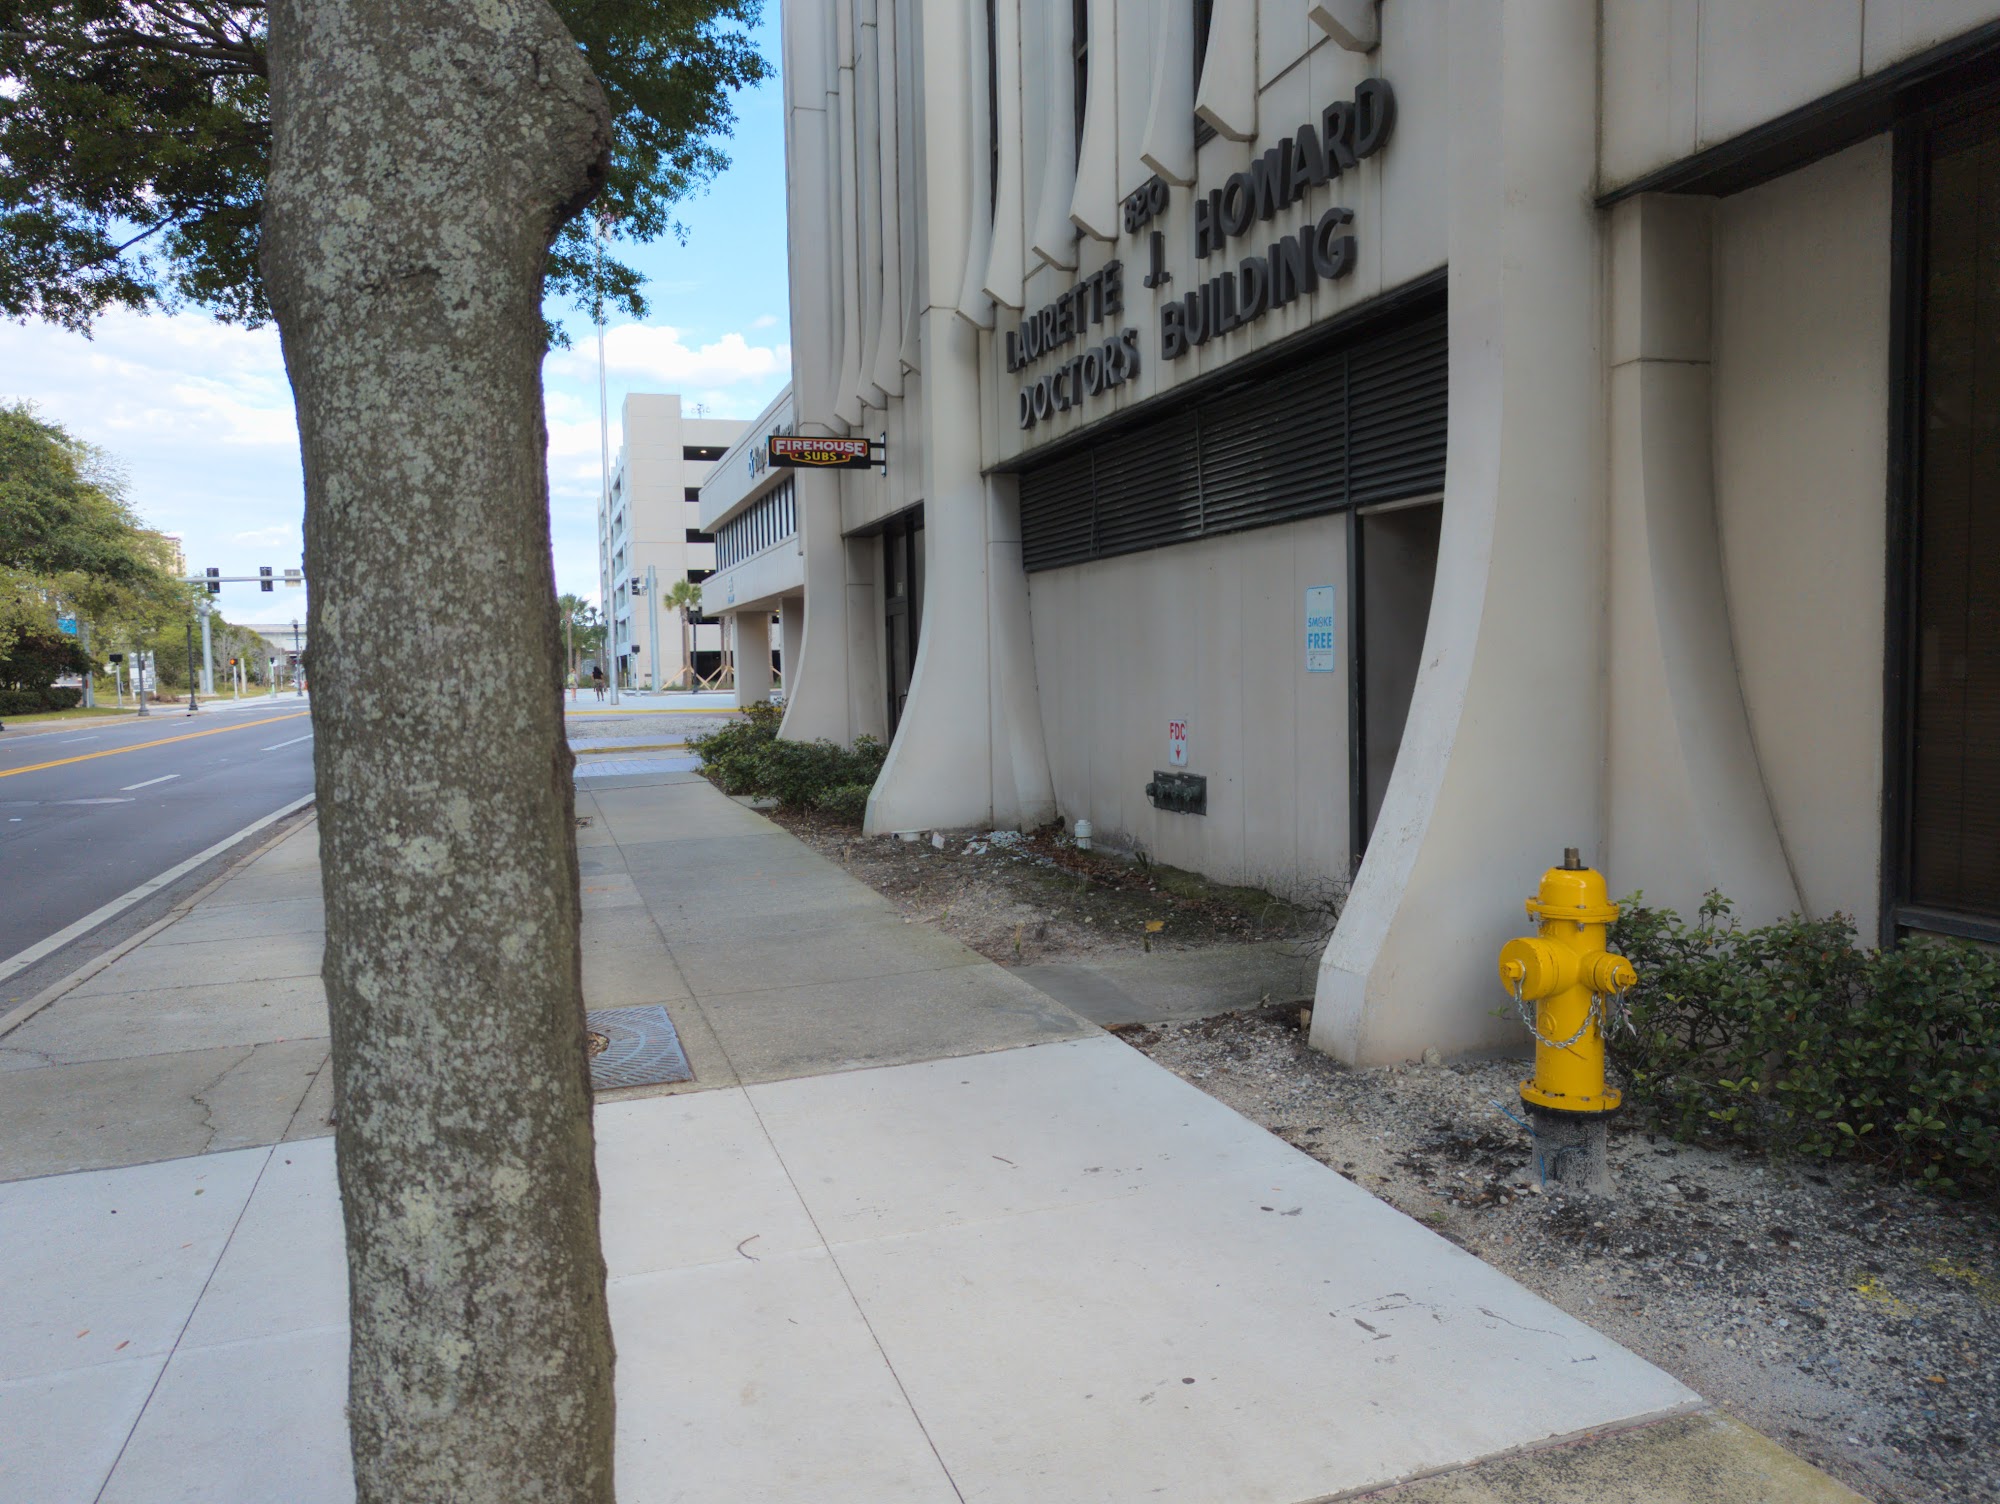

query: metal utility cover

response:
[585,1005,693,1091]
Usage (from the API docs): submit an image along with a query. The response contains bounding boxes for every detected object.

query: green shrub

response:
[1610,892,2000,1195]
[814,782,874,824]
[0,686,83,715]
[687,707,780,795]
[687,707,885,815]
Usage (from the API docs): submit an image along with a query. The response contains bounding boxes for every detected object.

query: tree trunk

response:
[261,5,615,1500]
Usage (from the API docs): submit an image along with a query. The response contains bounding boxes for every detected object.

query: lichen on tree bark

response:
[261,2,616,1498]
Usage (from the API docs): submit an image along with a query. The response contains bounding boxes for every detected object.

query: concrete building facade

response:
[698,387,804,706]
[775,1,2000,1063]
[598,394,743,689]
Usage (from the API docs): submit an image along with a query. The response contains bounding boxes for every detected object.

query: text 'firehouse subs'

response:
[767,435,876,470]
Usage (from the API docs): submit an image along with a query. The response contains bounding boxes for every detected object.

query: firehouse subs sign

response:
[768,435,875,469]
[1012,77,1396,431]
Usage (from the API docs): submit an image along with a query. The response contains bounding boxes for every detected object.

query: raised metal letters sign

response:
[768,435,874,469]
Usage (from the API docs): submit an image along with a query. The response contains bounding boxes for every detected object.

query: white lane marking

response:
[121,774,181,791]
[0,791,315,991]
[261,734,313,751]
[57,735,101,744]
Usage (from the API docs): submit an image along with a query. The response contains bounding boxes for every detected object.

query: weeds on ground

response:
[687,701,886,822]
[1610,891,2000,1196]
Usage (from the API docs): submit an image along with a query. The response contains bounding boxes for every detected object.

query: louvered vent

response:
[1018,303,1446,572]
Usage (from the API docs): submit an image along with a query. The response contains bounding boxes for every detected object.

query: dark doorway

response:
[1890,98,2000,939]
[1350,498,1442,867]
[883,507,925,736]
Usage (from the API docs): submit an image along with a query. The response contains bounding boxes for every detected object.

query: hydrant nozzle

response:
[1498,856,1635,1117]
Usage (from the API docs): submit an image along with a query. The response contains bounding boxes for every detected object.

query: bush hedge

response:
[0,686,83,715]
[688,702,885,822]
[1609,892,2000,1196]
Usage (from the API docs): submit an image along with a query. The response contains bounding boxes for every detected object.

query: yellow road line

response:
[0,712,311,779]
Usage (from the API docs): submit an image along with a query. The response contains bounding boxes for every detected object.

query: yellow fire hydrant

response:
[1497,848,1637,1117]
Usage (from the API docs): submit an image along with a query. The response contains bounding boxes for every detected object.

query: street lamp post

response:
[136,647,149,716]
[185,622,199,713]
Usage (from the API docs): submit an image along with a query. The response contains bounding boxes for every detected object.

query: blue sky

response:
[0,11,791,625]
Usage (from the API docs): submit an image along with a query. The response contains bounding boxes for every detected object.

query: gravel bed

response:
[770,813,1314,966]
[1116,1004,1999,1504]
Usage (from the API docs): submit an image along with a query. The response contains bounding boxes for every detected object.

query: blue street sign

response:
[57,615,77,637]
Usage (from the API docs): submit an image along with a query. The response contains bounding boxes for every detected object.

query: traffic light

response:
[108,653,124,663]
[228,657,238,667]
[205,566,220,595]
[259,566,273,592]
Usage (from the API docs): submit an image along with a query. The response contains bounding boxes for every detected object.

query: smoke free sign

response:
[1305,586,1336,672]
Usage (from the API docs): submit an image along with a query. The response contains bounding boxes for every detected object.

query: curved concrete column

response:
[1605,194,1800,923]
[954,0,997,328]
[832,7,868,425]
[865,317,1055,835]
[1069,0,1119,241]
[779,468,859,743]
[876,0,1064,836]
[1195,0,1257,142]
[1139,0,1197,186]
[981,0,1028,308]
[783,6,842,420]
[870,5,908,395]
[1029,0,1079,270]
[1310,0,1603,1066]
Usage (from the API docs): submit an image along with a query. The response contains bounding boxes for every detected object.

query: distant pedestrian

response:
[591,665,605,701]
[566,668,578,702]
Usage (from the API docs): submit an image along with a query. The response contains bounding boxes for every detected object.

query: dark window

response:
[1072,0,1089,164]
[1017,303,1447,572]
[684,487,701,502]
[682,445,728,462]
[1892,99,2000,932]
[1193,0,1215,146]
[987,0,1000,214]
[688,569,711,584]
[686,529,714,545]
[883,508,925,735]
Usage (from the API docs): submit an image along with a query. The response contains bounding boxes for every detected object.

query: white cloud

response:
[749,313,781,331]
[548,322,789,392]
[1,308,789,608]
[233,525,299,549]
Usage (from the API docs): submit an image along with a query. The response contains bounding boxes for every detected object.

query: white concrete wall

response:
[698,386,795,532]
[1601,0,2000,190]
[1711,137,1892,934]
[1602,193,1799,926]
[1028,514,1350,894]
[606,394,742,688]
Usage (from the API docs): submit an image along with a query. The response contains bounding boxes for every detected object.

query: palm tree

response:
[662,578,701,690]
[555,594,603,677]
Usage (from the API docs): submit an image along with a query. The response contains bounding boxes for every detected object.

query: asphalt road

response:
[0,696,317,972]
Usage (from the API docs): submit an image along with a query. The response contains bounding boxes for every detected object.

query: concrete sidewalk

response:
[0,772,1864,1503]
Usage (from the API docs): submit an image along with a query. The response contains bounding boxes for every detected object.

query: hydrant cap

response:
[1528,865,1620,925]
